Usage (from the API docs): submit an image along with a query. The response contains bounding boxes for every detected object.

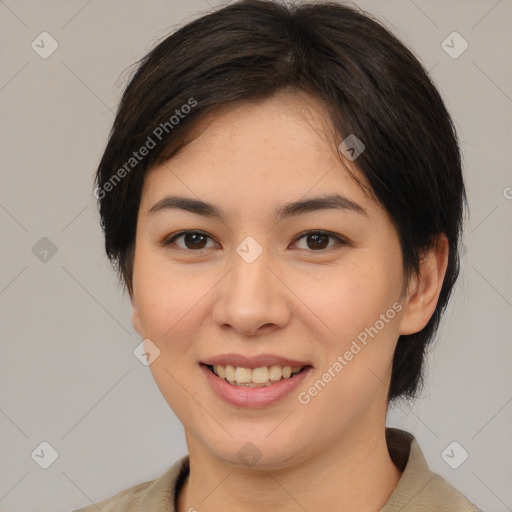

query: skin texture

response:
[130,90,449,512]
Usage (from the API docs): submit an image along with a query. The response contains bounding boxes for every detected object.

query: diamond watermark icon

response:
[134,338,161,366]
[441,32,468,59]
[338,134,365,161]
[237,442,262,467]
[441,441,469,469]
[236,236,263,264]
[32,237,58,263]
[31,32,59,59]
[31,441,59,469]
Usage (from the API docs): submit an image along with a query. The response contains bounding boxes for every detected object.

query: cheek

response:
[133,264,209,417]
[293,255,403,408]
[296,272,401,421]
[292,256,402,343]
[133,259,218,357]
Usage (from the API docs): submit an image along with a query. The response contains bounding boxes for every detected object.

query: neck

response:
[176,426,402,512]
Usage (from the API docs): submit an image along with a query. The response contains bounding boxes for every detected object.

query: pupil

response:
[308,233,328,250]
[186,233,206,249]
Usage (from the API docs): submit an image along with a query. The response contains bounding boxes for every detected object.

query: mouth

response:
[201,363,311,388]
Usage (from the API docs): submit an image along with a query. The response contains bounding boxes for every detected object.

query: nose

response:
[212,245,292,337]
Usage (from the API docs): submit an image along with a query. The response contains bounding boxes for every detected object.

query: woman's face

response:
[131,91,410,469]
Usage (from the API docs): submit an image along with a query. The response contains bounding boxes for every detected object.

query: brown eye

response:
[306,233,329,250]
[163,231,217,251]
[293,231,346,251]
[182,232,208,249]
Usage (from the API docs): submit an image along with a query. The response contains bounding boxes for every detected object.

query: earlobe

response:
[131,299,143,336]
[398,234,449,336]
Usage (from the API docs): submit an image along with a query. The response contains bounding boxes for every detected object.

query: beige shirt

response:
[72,428,483,511]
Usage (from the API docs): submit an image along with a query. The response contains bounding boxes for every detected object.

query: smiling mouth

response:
[204,363,310,387]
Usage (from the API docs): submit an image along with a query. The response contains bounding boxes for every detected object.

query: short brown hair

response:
[95,0,466,403]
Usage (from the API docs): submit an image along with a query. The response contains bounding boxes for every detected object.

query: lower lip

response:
[200,364,312,408]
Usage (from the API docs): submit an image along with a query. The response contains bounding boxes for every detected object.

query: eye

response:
[292,230,347,251]
[161,229,347,253]
[162,230,218,251]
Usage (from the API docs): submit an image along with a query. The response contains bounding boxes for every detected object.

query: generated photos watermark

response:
[298,301,403,405]
[94,97,197,200]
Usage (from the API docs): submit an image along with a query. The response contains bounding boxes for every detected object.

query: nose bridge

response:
[213,236,290,335]
[229,238,274,302]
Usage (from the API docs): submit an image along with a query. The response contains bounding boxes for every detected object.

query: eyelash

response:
[161,230,348,253]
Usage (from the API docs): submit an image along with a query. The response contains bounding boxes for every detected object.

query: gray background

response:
[0,0,511,511]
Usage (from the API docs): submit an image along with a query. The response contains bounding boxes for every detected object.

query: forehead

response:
[141,91,374,216]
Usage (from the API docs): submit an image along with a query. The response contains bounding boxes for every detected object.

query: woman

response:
[75,0,483,510]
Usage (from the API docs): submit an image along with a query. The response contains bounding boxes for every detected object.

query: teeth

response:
[269,365,282,382]
[282,366,292,379]
[224,365,236,382]
[211,364,305,386]
[252,367,269,383]
[234,367,252,384]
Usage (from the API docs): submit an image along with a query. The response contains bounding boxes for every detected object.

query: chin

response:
[206,436,306,471]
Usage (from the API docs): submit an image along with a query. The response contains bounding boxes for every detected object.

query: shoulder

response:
[383,428,483,512]
[71,455,190,512]
[71,480,152,512]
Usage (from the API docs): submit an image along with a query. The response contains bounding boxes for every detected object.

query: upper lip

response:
[201,353,313,369]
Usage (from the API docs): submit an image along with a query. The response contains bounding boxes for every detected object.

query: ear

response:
[398,234,449,335]
[131,295,143,336]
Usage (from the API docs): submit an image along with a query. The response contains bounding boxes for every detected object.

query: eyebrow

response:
[148,193,368,221]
